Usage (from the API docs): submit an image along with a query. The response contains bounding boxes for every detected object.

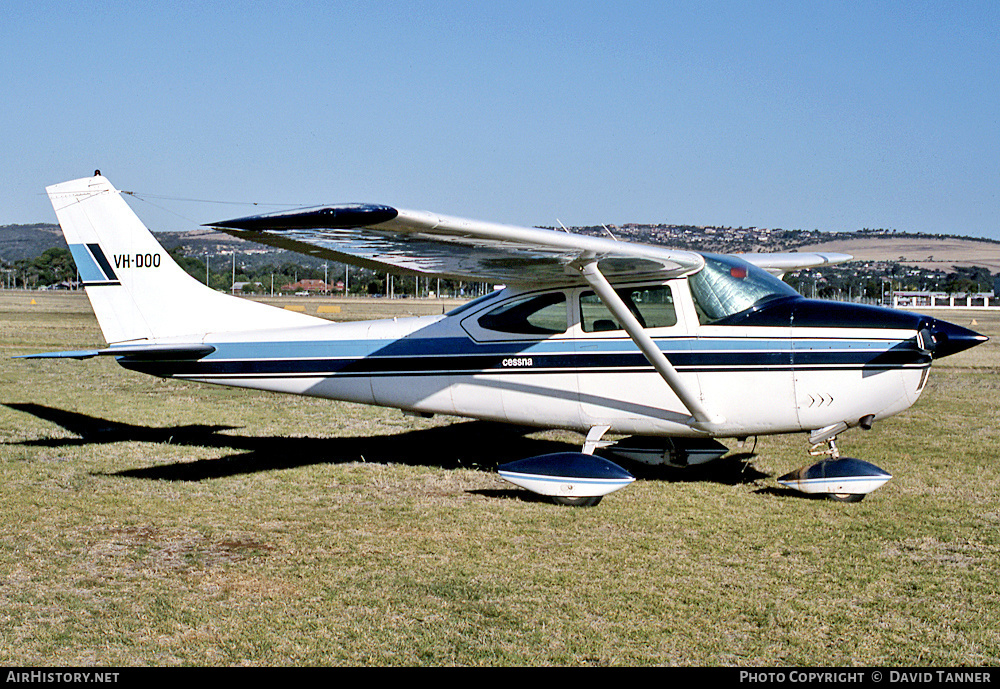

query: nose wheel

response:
[813,438,865,502]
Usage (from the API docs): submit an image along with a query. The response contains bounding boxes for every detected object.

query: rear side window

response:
[580,285,676,332]
[477,292,568,335]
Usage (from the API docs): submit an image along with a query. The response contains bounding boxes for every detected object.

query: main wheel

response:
[828,493,865,503]
[552,495,603,507]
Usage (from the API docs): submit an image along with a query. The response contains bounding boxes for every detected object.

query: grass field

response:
[1,291,998,666]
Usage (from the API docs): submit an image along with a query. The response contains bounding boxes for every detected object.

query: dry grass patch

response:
[1,292,999,665]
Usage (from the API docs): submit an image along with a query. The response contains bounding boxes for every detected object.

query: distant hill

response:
[0,224,67,262]
[0,223,258,263]
[566,225,1000,272]
[4,222,1000,274]
[0,223,330,271]
[155,228,255,255]
[794,236,1000,273]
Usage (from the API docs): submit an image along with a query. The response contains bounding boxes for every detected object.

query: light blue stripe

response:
[204,336,901,361]
[68,244,107,283]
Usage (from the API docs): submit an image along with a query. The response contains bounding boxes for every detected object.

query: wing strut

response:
[573,259,724,431]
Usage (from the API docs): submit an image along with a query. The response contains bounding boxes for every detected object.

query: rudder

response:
[47,174,319,344]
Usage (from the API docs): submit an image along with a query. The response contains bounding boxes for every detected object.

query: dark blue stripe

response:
[87,243,118,281]
[118,347,930,378]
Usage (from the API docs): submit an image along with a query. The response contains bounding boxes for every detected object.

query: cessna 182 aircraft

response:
[22,173,987,505]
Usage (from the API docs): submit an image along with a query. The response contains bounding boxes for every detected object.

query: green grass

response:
[1,292,998,665]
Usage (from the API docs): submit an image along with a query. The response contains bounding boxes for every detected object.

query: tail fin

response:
[47,174,320,344]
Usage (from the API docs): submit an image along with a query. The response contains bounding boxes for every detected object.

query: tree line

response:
[4,245,998,301]
[1,246,486,299]
[783,264,997,301]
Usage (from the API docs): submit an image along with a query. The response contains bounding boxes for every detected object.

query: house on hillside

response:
[280,278,339,294]
[232,281,263,294]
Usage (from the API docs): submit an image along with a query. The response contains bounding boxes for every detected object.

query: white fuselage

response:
[122,279,929,439]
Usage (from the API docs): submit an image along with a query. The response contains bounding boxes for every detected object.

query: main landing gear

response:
[496,426,635,507]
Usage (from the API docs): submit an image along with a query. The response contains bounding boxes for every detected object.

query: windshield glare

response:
[688,254,798,324]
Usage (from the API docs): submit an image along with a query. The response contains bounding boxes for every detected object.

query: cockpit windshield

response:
[688,253,799,324]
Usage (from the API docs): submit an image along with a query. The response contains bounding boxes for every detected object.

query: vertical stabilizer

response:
[46,174,320,344]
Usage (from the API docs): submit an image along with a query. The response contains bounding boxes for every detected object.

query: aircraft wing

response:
[738,251,853,277]
[208,205,705,285]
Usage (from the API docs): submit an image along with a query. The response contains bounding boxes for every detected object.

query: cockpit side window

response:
[688,254,798,324]
[580,284,677,332]
[477,292,568,335]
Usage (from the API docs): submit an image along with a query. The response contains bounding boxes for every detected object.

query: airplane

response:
[20,173,987,506]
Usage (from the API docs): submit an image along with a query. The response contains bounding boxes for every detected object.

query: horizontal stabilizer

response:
[739,252,853,277]
[17,344,216,360]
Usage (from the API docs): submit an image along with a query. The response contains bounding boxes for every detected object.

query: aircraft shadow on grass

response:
[3,402,771,496]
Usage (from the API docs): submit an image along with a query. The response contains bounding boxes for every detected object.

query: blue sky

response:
[3,1,998,238]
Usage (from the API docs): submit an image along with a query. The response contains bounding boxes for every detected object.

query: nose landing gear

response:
[778,427,892,502]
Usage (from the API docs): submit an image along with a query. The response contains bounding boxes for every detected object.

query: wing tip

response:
[208,204,399,231]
